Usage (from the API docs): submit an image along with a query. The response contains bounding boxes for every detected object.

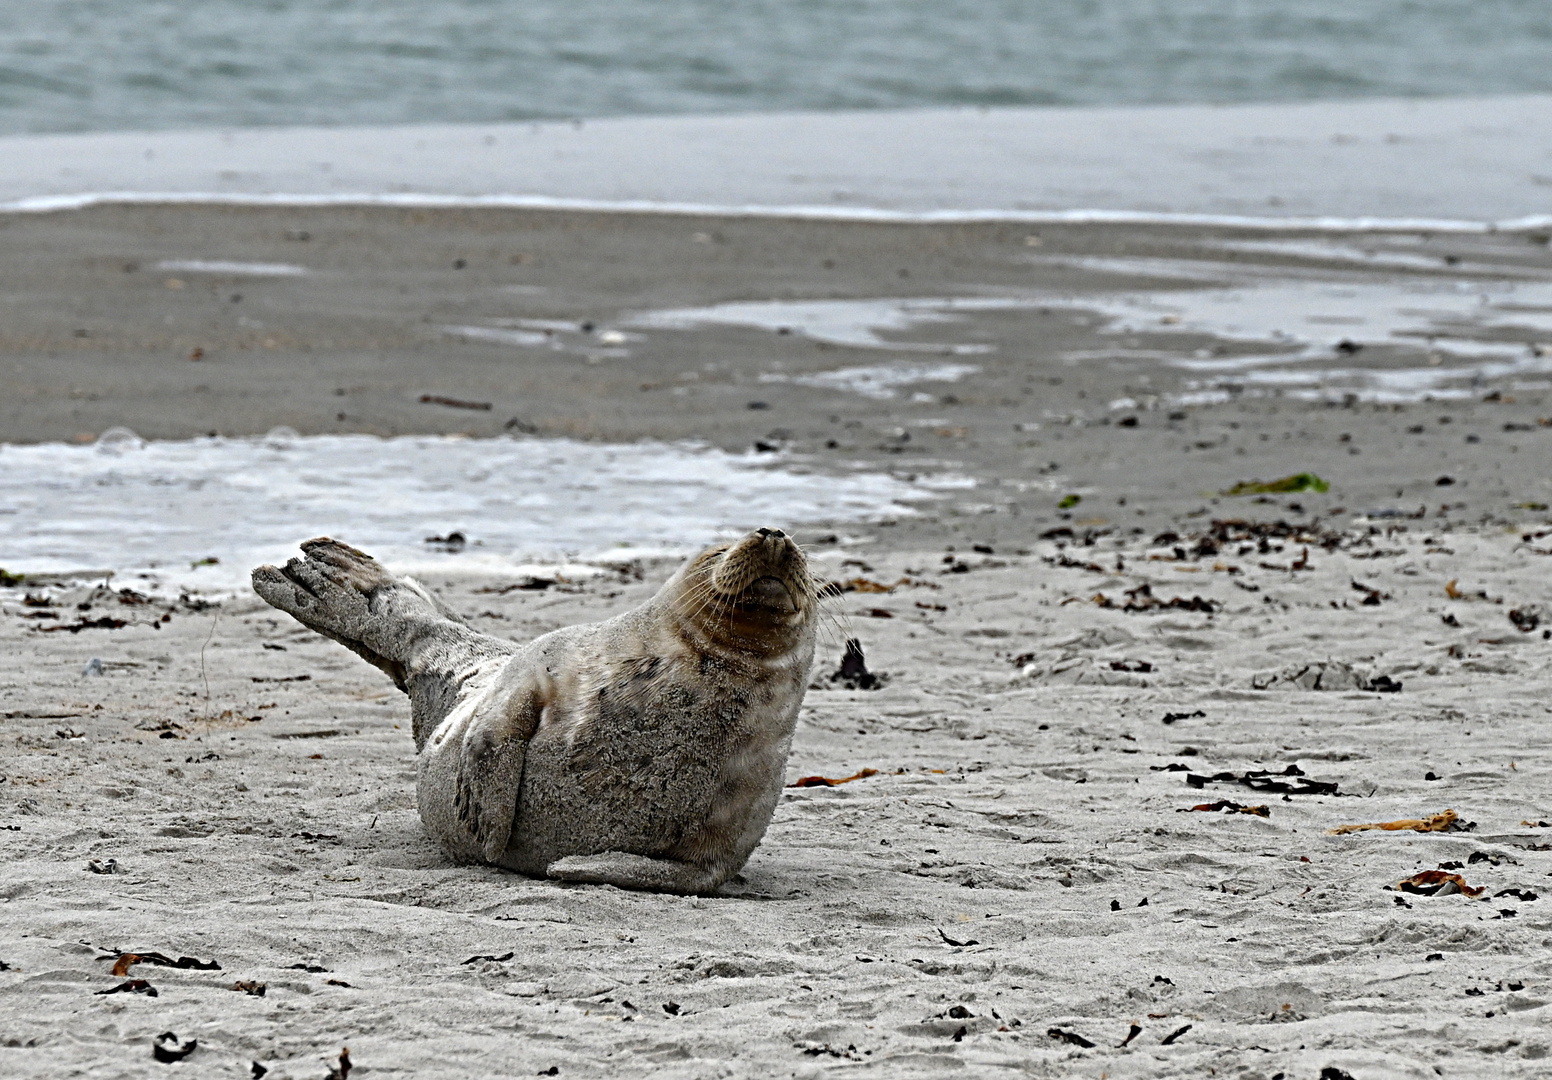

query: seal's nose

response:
[757,527,786,539]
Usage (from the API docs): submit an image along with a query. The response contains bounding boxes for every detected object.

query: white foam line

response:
[442,324,552,348]
[0,431,951,593]
[759,362,982,400]
[155,258,310,276]
[5,189,1551,235]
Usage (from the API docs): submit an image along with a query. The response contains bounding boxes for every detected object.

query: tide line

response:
[5,189,1551,235]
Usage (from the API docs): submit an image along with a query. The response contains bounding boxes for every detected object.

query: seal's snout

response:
[706,527,810,613]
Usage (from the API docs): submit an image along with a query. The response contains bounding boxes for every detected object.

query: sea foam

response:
[0,432,944,592]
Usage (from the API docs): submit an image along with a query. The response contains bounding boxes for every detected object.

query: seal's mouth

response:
[689,527,813,640]
[737,575,797,613]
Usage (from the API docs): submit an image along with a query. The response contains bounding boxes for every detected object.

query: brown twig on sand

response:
[419,394,491,411]
[1328,809,1465,835]
[199,609,219,704]
[788,768,879,789]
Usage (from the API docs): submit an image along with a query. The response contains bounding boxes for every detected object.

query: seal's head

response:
[670,527,815,654]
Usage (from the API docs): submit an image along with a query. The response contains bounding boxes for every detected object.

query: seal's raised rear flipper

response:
[252,537,518,748]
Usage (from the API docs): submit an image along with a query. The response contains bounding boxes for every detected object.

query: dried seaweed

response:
[1047,1027,1096,1048]
[826,638,886,690]
[152,1032,197,1063]
[1395,870,1486,898]
[1351,580,1390,606]
[1224,473,1329,496]
[1186,765,1339,796]
[1328,809,1472,835]
[1085,584,1218,614]
[836,577,904,594]
[789,768,879,789]
[1044,552,1109,574]
[1160,1023,1193,1045]
[97,979,158,997]
[1509,606,1543,632]
[1180,800,1270,817]
[325,1048,352,1080]
[37,616,128,633]
[106,951,221,974]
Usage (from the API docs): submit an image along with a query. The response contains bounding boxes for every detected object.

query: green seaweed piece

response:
[0,568,23,587]
[1058,494,1082,509]
[1224,472,1330,496]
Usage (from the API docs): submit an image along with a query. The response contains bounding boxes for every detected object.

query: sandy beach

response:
[4,118,1552,1076]
[5,506,1552,1078]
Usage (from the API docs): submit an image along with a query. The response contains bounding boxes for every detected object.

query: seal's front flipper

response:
[417,670,546,864]
[545,852,723,896]
[450,724,526,862]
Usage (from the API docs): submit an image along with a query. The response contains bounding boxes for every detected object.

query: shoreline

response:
[1,94,1549,222]
[8,190,1549,234]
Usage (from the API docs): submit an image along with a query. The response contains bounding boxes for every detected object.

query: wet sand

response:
[4,202,1552,551]
[3,202,1552,1078]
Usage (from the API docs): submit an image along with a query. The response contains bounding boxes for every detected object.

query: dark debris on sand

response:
[1186,765,1341,796]
[825,639,888,690]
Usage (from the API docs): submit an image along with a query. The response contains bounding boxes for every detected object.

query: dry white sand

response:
[4,514,1551,1078]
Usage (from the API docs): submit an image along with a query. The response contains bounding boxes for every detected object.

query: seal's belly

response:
[497,653,797,875]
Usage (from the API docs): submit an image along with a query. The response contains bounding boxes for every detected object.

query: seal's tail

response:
[252,538,516,747]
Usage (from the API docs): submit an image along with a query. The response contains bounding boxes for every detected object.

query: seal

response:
[251,528,817,895]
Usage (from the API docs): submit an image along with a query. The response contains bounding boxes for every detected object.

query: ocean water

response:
[0,431,953,592]
[1,1,1549,136]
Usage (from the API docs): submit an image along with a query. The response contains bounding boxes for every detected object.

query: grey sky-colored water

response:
[2,1,1550,135]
